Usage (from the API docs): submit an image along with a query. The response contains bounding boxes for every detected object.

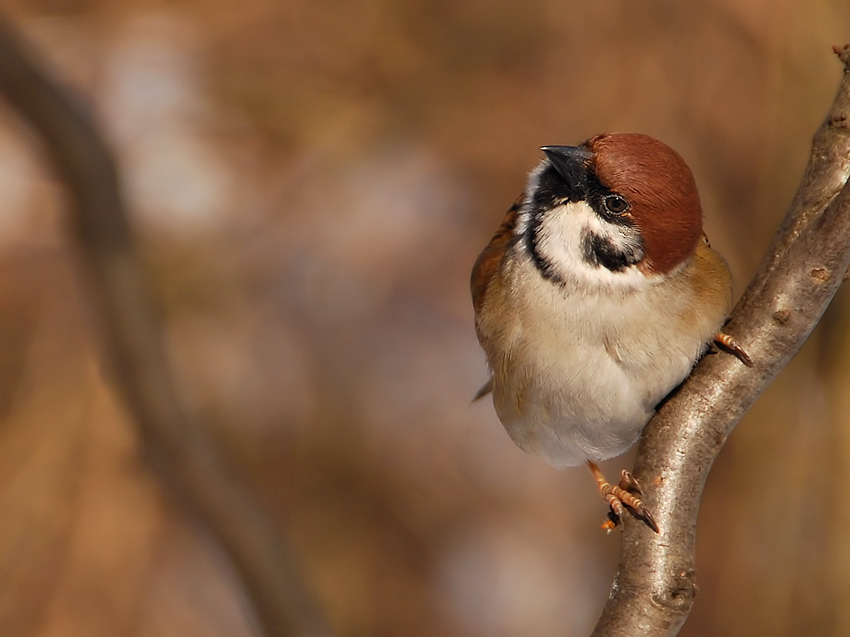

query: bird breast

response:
[475,240,732,467]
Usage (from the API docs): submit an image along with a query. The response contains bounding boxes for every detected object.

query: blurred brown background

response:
[0,0,847,635]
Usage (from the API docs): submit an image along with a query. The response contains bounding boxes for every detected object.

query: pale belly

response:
[482,266,719,467]
[476,241,732,468]
[491,337,692,467]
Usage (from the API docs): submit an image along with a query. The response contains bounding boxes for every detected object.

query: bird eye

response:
[604,195,629,214]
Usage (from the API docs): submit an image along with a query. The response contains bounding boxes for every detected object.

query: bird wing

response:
[470,196,522,315]
[470,197,522,400]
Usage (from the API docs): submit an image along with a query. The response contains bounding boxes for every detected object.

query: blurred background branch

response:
[0,2,847,636]
[594,46,850,636]
[0,12,331,637]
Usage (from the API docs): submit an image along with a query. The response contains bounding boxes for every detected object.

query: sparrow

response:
[471,133,749,531]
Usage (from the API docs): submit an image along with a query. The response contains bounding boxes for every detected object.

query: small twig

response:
[591,45,850,637]
[0,14,333,637]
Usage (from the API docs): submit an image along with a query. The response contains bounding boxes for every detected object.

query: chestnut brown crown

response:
[586,133,703,274]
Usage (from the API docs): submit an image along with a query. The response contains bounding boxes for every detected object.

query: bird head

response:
[520,133,703,289]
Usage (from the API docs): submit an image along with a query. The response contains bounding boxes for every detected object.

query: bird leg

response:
[586,460,659,533]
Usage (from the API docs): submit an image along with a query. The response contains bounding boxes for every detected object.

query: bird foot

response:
[586,461,659,533]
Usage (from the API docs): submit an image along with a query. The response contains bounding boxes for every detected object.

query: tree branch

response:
[592,45,850,636]
[0,14,333,637]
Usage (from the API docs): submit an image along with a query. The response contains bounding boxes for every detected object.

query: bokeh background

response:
[0,0,848,635]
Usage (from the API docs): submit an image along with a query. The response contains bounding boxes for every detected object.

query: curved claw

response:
[715,331,752,366]
[587,461,660,533]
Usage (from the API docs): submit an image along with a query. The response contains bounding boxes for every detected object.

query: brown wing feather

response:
[470,196,522,315]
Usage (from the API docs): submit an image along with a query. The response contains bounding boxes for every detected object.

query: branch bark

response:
[592,46,850,636]
[0,15,333,637]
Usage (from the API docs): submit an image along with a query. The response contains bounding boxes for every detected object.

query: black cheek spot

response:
[581,231,641,272]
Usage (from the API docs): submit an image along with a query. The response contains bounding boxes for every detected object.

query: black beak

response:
[540,145,594,190]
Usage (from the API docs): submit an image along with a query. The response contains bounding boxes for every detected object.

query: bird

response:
[470,133,749,532]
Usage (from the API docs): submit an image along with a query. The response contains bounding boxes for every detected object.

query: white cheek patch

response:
[530,201,649,290]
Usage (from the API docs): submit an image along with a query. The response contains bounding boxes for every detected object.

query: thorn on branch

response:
[833,44,850,67]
